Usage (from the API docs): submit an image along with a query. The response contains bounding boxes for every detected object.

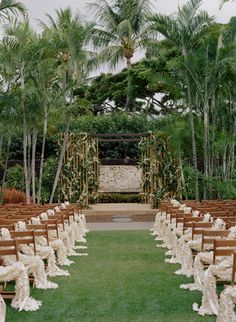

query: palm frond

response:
[0,0,26,17]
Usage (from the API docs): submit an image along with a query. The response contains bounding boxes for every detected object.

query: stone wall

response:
[99,165,142,193]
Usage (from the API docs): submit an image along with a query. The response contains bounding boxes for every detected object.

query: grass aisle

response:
[7,231,214,322]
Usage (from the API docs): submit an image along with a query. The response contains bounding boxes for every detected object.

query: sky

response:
[20,0,236,27]
[19,0,236,73]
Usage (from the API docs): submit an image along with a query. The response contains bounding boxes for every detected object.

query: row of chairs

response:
[0,202,87,321]
[152,199,236,319]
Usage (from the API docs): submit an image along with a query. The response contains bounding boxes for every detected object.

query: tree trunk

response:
[23,122,30,204]
[0,136,3,160]
[125,56,132,111]
[209,93,216,178]
[223,144,228,179]
[2,135,11,187]
[183,51,199,200]
[178,150,188,200]
[49,122,70,203]
[21,67,30,204]
[230,111,236,178]
[203,102,209,199]
[37,110,48,204]
[188,109,199,200]
[31,127,37,204]
[27,131,32,186]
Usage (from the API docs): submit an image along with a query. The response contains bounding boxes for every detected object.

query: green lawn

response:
[6,231,215,322]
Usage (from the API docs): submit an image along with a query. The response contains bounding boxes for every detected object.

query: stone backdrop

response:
[99,165,142,193]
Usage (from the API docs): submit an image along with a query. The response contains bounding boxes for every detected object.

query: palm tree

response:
[90,0,154,110]
[30,54,62,204]
[149,0,214,200]
[40,8,94,203]
[1,19,38,203]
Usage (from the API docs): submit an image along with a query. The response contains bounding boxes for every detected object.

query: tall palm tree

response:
[1,19,37,203]
[149,0,214,200]
[40,8,94,203]
[90,0,154,110]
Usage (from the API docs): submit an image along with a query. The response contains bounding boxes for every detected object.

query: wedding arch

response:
[60,132,180,208]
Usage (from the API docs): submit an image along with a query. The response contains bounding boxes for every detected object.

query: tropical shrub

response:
[98,193,141,203]
[41,157,58,203]
[5,164,24,191]
[1,188,26,204]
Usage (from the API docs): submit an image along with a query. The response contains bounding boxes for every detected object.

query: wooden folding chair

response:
[27,224,50,246]
[191,222,213,240]
[10,231,37,256]
[213,239,236,264]
[231,251,236,285]
[201,230,229,252]
[0,239,19,299]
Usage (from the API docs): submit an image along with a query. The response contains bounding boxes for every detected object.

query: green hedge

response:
[98,193,142,203]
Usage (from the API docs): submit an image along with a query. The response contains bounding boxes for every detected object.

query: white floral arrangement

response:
[171,199,180,206]
[228,225,236,239]
[47,209,54,216]
[40,212,48,220]
[184,206,192,214]
[213,218,226,230]
[192,210,200,217]
[0,228,11,240]
[31,217,41,225]
[203,213,211,222]
[179,204,186,210]
[15,221,27,232]
[60,203,66,209]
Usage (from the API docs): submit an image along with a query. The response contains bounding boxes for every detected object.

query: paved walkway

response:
[87,222,153,231]
[89,203,155,211]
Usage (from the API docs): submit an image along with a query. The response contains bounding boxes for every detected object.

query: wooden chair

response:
[213,239,236,264]
[231,251,236,285]
[27,224,50,246]
[0,239,18,299]
[191,222,213,240]
[201,230,229,252]
[10,231,37,256]
[182,216,202,234]
[40,220,59,238]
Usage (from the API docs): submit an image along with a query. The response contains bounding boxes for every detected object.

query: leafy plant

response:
[5,164,24,191]
[41,157,58,203]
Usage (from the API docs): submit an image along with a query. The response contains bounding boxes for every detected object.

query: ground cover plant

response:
[6,231,214,322]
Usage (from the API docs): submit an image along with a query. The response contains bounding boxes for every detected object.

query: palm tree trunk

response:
[27,131,32,185]
[2,135,11,187]
[21,67,30,204]
[230,111,236,178]
[185,76,199,200]
[223,144,228,179]
[37,109,48,204]
[31,126,37,204]
[0,136,3,160]
[49,122,70,203]
[125,57,132,111]
[203,102,209,199]
[178,150,188,199]
[210,93,216,178]
[188,109,199,200]
[183,50,199,200]
[23,121,30,204]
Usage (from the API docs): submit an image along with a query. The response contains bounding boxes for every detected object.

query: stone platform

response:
[84,203,157,223]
